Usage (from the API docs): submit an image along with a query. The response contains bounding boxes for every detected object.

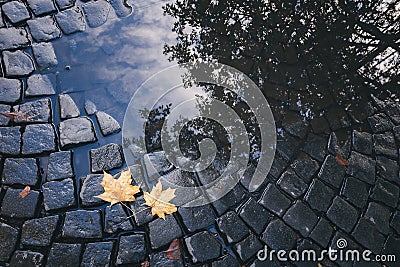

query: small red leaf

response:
[166,239,182,260]
[19,186,31,198]
[335,154,349,167]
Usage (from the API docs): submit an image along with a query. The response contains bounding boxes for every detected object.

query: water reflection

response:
[163,0,400,116]
[53,0,176,123]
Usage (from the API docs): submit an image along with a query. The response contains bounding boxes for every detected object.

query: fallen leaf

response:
[19,186,31,198]
[95,170,140,206]
[335,154,349,167]
[143,181,177,219]
[318,263,323,267]
[1,111,30,122]
[141,260,150,267]
[166,239,183,260]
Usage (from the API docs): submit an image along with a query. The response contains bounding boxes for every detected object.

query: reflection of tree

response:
[163,0,399,114]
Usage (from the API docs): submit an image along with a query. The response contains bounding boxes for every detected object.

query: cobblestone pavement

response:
[1,0,400,266]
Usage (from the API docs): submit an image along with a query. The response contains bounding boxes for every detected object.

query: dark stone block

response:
[178,204,216,232]
[0,77,21,103]
[276,134,300,161]
[233,234,263,262]
[46,243,82,267]
[148,215,182,249]
[0,127,21,155]
[0,187,39,218]
[211,254,240,267]
[212,184,247,215]
[261,219,298,250]
[21,215,59,246]
[144,151,174,182]
[55,6,86,34]
[391,211,400,234]
[26,0,56,15]
[383,236,400,267]
[304,179,335,212]
[116,234,146,265]
[347,151,376,184]
[55,0,75,9]
[290,153,319,183]
[42,178,76,211]
[90,143,123,172]
[0,222,19,262]
[368,113,393,133]
[149,251,184,267]
[14,98,52,123]
[2,1,30,24]
[62,210,102,239]
[27,16,61,42]
[310,116,330,134]
[0,28,30,51]
[352,218,385,254]
[110,0,132,17]
[82,242,113,267]
[26,74,55,96]
[373,132,398,159]
[282,111,309,138]
[85,100,97,115]
[302,133,327,162]
[129,196,153,226]
[340,177,368,208]
[268,154,288,180]
[330,231,361,267]
[0,104,11,125]
[238,198,274,235]
[318,154,346,188]
[32,42,58,70]
[376,156,399,184]
[59,117,97,149]
[217,211,249,243]
[2,50,34,77]
[185,231,221,263]
[22,124,56,155]
[2,158,39,185]
[352,130,373,155]
[9,250,44,267]
[59,94,80,119]
[309,218,334,247]
[82,0,111,28]
[95,111,121,136]
[80,174,105,206]
[258,183,291,216]
[47,151,74,181]
[370,178,399,208]
[104,203,133,233]
[277,169,308,198]
[283,201,318,237]
[327,197,358,233]
[364,202,391,234]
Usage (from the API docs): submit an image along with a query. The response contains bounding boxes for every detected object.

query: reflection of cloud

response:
[54,0,177,120]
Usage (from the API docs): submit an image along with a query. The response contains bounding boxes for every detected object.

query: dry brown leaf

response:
[166,239,183,260]
[19,186,31,198]
[141,260,150,267]
[95,170,140,205]
[143,181,177,219]
[336,154,350,166]
[1,111,30,122]
[317,263,323,267]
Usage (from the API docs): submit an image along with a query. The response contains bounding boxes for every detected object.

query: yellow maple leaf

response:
[143,181,177,219]
[95,170,140,205]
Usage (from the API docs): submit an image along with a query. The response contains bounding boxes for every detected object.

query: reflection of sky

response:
[53,0,178,123]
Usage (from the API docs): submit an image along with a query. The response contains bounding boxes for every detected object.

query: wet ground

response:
[0,0,400,266]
